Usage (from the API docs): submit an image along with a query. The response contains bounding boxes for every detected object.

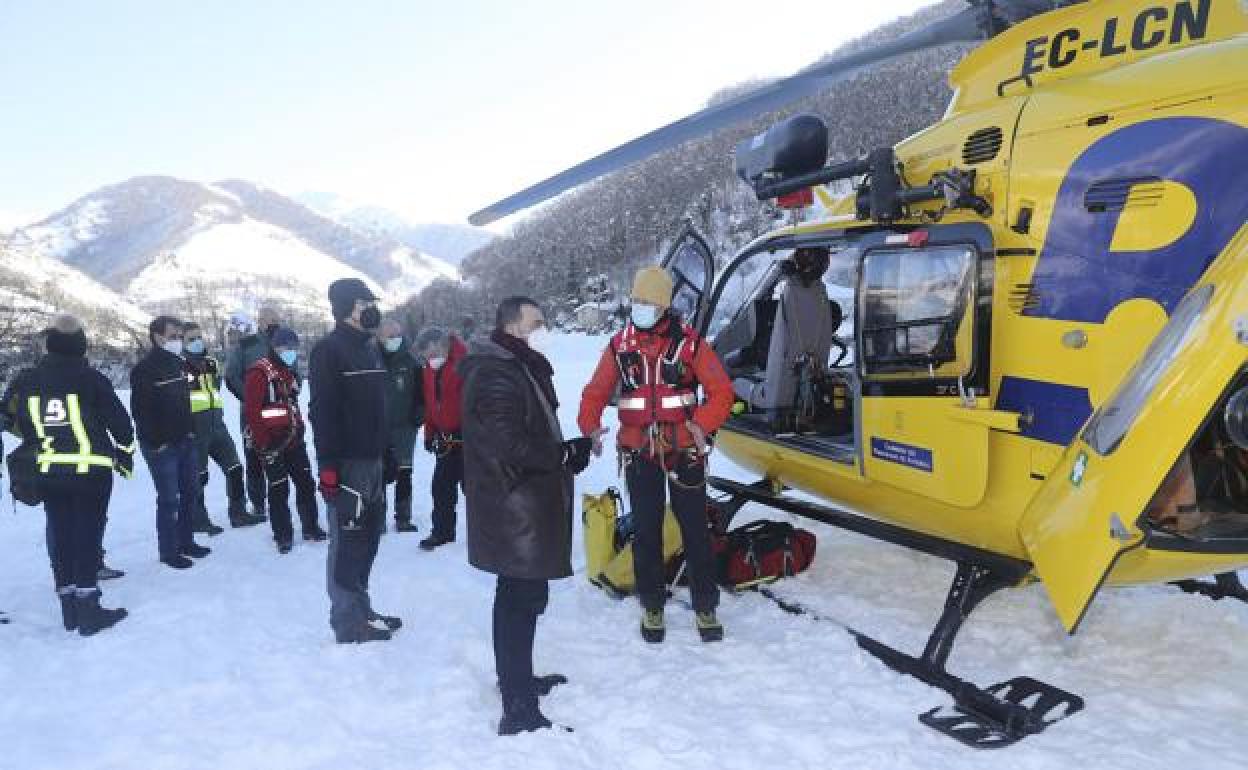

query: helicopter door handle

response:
[945,407,1023,434]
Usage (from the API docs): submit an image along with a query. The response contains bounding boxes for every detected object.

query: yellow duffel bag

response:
[582,488,683,597]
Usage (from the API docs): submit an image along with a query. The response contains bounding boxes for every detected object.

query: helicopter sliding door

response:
[857,224,1004,508]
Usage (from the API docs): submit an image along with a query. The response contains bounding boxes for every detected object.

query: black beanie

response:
[328,278,378,321]
[46,314,87,357]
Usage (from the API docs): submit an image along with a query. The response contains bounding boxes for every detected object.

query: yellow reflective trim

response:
[66,394,92,473]
[27,396,55,460]
[36,453,115,473]
[115,441,137,454]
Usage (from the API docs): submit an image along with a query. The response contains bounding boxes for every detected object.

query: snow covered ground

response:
[3,333,1248,769]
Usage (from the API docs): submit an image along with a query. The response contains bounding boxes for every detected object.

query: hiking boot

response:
[97,563,125,581]
[276,539,293,554]
[696,610,724,643]
[641,608,665,643]
[58,588,78,631]
[498,695,554,736]
[395,520,419,533]
[161,554,194,570]
[335,624,392,644]
[75,590,127,636]
[302,526,328,542]
[369,611,403,631]
[419,533,454,551]
[181,543,212,558]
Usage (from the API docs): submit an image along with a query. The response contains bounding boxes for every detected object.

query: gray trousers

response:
[326,459,385,634]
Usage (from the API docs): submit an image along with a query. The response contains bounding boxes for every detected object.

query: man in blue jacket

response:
[310,279,400,643]
[130,316,210,569]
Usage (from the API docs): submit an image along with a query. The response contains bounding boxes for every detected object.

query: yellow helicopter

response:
[470,0,1248,748]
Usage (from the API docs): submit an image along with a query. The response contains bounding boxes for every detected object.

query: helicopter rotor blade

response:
[469,5,1002,226]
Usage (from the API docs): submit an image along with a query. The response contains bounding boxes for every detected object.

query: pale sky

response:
[0,0,938,230]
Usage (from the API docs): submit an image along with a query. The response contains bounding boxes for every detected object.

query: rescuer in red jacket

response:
[244,327,325,553]
[414,328,468,551]
[578,266,734,644]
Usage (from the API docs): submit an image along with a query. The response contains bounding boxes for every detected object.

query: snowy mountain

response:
[10,176,460,319]
[297,191,494,265]
[0,233,151,359]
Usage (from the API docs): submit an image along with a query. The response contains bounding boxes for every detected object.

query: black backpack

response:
[6,440,41,506]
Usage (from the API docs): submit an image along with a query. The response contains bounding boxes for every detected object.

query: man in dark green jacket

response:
[378,320,424,532]
[225,307,280,519]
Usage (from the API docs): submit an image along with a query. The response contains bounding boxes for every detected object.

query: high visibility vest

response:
[610,322,700,428]
[26,393,132,473]
[188,357,224,414]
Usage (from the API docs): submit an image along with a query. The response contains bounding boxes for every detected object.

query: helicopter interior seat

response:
[725,297,779,376]
[735,279,841,430]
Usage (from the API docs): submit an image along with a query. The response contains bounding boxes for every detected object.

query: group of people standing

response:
[1,264,736,738]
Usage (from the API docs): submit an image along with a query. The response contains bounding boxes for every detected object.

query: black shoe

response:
[194,521,225,536]
[395,520,419,533]
[276,539,293,554]
[419,534,454,551]
[335,624,392,644]
[498,695,565,736]
[97,564,125,581]
[58,591,78,631]
[181,543,212,558]
[0,611,8,624]
[533,674,568,696]
[302,527,328,542]
[369,612,403,631]
[229,503,265,528]
[75,591,127,636]
[161,554,194,569]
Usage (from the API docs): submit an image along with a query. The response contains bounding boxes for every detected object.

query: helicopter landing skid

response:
[1171,571,1248,602]
[708,477,1084,748]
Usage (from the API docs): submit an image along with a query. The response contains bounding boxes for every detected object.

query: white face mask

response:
[383,337,402,353]
[428,356,446,370]
[526,327,552,353]
[631,304,661,329]
[162,339,183,357]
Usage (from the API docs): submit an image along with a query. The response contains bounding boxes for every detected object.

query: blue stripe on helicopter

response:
[1023,117,1248,323]
[995,377,1093,446]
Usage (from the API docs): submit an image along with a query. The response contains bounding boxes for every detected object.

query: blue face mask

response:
[279,349,297,367]
[186,339,206,356]
[631,303,661,329]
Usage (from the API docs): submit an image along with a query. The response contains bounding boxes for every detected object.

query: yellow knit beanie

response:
[631,266,673,309]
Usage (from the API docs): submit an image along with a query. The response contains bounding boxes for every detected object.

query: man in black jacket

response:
[310,278,401,644]
[8,315,135,634]
[460,296,593,736]
[131,316,210,569]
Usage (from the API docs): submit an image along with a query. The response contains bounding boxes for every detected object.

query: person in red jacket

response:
[579,266,734,643]
[414,327,468,551]
[244,327,325,553]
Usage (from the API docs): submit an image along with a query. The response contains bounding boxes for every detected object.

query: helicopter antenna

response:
[469,0,1066,226]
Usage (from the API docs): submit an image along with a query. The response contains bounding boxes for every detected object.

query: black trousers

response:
[493,576,549,699]
[263,439,320,543]
[42,473,113,591]
[241,414,267,513]
[430,447,464,539]
[626,454,719,613]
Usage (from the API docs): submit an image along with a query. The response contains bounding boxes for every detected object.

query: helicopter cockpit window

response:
[859,245,975,377]
[669,241,708,323]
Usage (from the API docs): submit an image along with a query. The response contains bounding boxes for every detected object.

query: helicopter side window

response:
[669,241,709,323]
[859,246,975,378]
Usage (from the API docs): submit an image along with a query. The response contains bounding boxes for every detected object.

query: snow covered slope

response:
[0,234,150,349]
[10,176,459,313]
[2,334,1247,769]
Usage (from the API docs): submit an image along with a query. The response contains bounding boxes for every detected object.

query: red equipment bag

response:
[715,519,817,588]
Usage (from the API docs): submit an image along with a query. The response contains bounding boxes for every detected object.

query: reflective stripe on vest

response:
[660,394,698,410]
[27,393,115,473]
[260,407,288,419]
[189,365,223,413]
